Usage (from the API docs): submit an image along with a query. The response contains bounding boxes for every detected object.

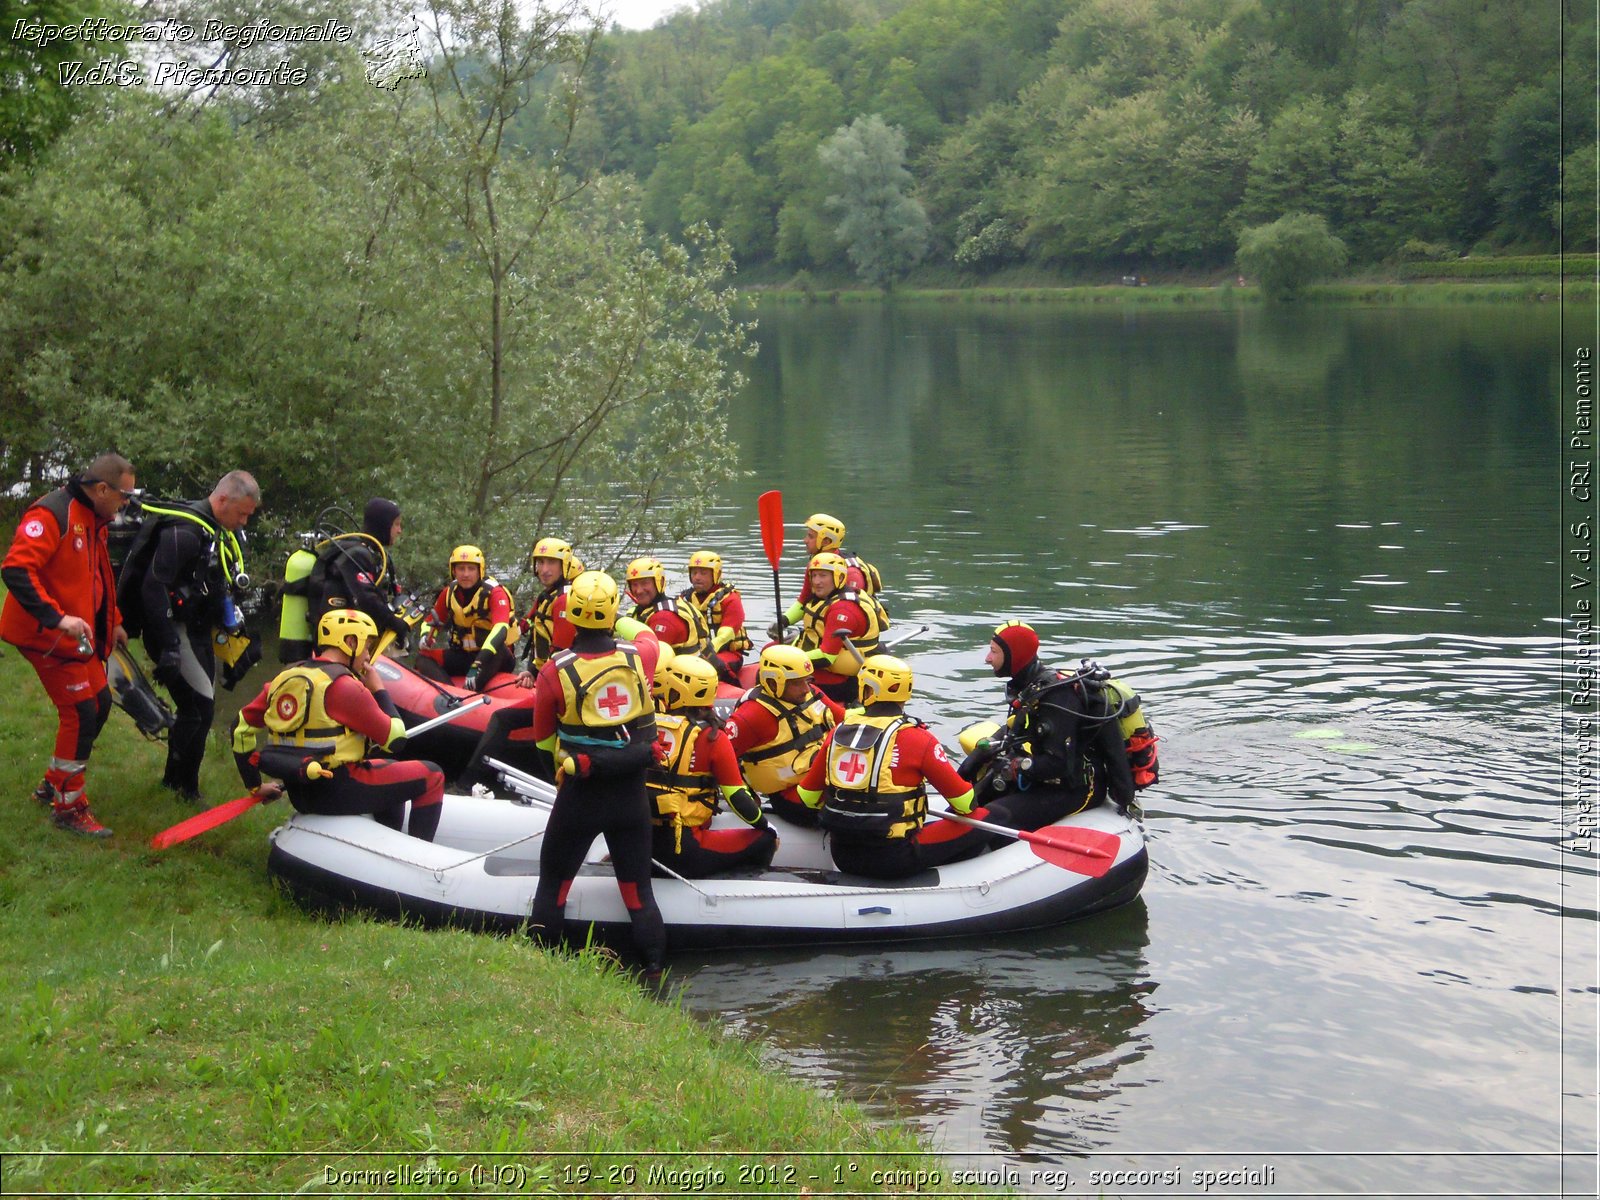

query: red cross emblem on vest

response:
[595,683,632,719]
[836,750,868,783]
[275,695,299,722]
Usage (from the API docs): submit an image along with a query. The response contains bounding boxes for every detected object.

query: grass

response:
[0,630,967,1196]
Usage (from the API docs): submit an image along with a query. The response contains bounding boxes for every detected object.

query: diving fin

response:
[107,645,177,740]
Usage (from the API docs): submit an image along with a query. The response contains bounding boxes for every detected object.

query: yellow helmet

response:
[564,553,585,582]
[686,549,723,585]
[858,654,913,705]
[658,654,719,710]
[566,570,620,629]
[531,536,573,572]
[807,551,848,593]
[317,608,380,653]
[806,513,846,551]
[757,643,813,700]
[626,556,666,592]
[449,544,486,571]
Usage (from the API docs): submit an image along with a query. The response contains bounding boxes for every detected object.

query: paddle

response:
[757,490,786,637]
[148,697,493,850]
[935,810,1120,877]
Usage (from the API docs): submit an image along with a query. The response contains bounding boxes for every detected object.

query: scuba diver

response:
[961,620,1140,829]
[647,655,777,877]
[118,469,262,803]
[279,498,410,662]
[419,544,517,692]
[796,654,988,880]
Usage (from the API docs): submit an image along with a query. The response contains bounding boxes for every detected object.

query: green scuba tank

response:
[277,547,317,662]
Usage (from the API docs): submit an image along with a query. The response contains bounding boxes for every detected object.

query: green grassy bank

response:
[0,633,959,1196]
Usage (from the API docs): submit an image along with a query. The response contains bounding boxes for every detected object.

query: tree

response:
[1236,212,1349,301]
[818,113,929,286]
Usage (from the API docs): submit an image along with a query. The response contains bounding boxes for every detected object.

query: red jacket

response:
[0,484,120,660]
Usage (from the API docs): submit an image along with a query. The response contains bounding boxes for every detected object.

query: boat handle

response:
[856,905,892,916]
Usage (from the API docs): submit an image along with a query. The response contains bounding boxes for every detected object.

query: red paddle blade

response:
[757,490,784,570]
[149,795,262,851]
[1019,825,1121,877]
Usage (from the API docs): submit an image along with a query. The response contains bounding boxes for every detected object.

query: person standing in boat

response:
[625,556,714,659]
[520,536,579,675]
[963,620,1135,828]
[792,551,890,705]
[230,608,445,840]
[647,655,777,877]
[526,570,667,980]
[418,544,517,692]
[796,655,988,880]
[726,644,845,828]
[2,452,136,838]
[679,549,750,682]
[313,497,411,650]
[119,469,262,804]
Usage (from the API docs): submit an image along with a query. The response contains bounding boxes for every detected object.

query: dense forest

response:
[573,0,1595,279]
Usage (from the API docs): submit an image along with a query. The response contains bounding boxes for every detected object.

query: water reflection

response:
[678,902,1155,1157]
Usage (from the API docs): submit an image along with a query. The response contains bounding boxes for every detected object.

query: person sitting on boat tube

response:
[625,556,714,659]
[796,655,988,880]
[519,536,579,675]
[964,621,1134,828]
[647,655,777,877]
[231,608,446,841]
[526,570,667,982]
[791,551,890,705]
[726,644,845,829]
[679,550,750,682]
[418,544,517,692]
[797,512,882,601]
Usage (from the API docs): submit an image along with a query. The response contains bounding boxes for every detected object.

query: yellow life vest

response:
[262,661,368,770]
[524,583,564,669]
[631,595,714,657]
[822,712,926,839]
[552,645,649,746]
[647,711,720,851]
[445,577,519,653]
[680,583,752,654]
[736,689,834,795]
[797,588,889,662]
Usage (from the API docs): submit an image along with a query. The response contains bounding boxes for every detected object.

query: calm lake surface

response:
[670,300,1597,1196]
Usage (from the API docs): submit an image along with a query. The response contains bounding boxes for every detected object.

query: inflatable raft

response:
[265,787,1147,952]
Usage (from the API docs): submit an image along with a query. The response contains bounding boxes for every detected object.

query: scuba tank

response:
[277,546,317,662]
[1079,663,1160,791]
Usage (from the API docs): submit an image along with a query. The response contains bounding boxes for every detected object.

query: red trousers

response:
[20,648,112,763]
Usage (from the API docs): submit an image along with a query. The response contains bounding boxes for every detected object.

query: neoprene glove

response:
[154,648,183,688]
[464,668,481,692]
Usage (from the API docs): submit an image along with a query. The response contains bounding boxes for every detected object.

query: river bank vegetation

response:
[0,621,946,1195]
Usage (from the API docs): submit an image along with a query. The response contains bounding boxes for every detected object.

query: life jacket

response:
[631,594,714,657]
[840,551,882,596]
[261,660,368,771]
[820,712,927,839]
[647,711,720,852]
[735,688,834,795]
[523,583,565,669]
[443,577,519,653]
[115,499,245,637]
[679,582,752,654]
[551,645,650,748]
[797,587,889,661]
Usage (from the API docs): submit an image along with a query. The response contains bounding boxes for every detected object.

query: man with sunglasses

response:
[1,453,137,837]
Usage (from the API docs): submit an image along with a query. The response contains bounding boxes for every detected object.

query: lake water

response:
[665,299,1597,1196]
